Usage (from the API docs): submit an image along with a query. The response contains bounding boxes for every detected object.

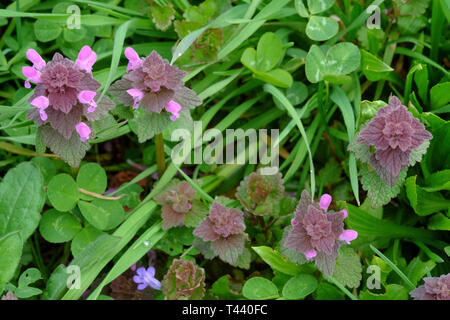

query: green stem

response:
[154,133,166,178]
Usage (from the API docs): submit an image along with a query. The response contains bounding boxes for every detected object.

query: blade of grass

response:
[370,244,415,291]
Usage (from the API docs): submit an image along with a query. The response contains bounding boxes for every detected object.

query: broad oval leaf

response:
[0,162,45,244]
[242,277,279,300]
[282,274,318,299]
[47,174,80,212]
[78,199,125,231]
[306,16,339,41]
[256,32,283,72]
[307,0,335,14]
[39,209,82,243]
[0,231,22,289]
[76,162,107,199]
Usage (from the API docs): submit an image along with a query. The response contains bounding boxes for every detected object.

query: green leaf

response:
[360,284,409,300]
[423,170,450,191]
[253,246,304,276]
[70,225,104,258]
[360,163,406,208]
[210,275,242,299]
[361,49,393,81]
[253,68,293,88]
[14,268,43,299]
[34,19,61,42]
[286,81,308,106]
[430,82,450,110]
[405,257,436,286]
[306,16,339,41]
[78,199,125,231]
[63,27,87,43]
[31,156,56,186]
[326,42,361,75]
[307,0,335,14]
[305,42,360,83]
[41,126,91,168]
[150,4,175,31]
[332,247,362,288]
[133,112,172,143]
[76,162,107,199]
[0,162,45,243]
[39,209,82,243]
[314,281,345,300]
[184,200,208,228]
[426,122,450,171]
[242,277,279,300]
[428,213,450,231]
[294,0,309,17]
[0,231,22,289]
[346,204,437,241]
[282,274,318,299]
[405,176,450,216]
[47,174,80,212]
[256,32,283,72]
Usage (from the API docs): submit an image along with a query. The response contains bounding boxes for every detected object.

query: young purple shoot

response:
[133,266,162,291]
[283,190,358,275]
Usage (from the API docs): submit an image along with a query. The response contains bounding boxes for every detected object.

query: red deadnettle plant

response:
[23,47,115,167]
[235,169,285,216]
[162,258,206,300]
[282,190,357,276]
[154,179,208,230]
[108,48,202,143]
[357,96,432,185]
[193,202,248,267]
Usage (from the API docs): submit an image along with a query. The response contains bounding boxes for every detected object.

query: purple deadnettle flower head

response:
[109,48,202,121]
[358,96,432,185]
[193,202,247,266]
[410,273,450,300]
[154,180,197,230]
[283,190,357,275]
[23,47,115,166]
[133,266,162,291]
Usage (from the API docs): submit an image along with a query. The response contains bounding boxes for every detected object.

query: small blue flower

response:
[133,266,162,291]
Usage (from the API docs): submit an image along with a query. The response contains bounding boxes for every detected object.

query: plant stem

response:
[154,133,166,178]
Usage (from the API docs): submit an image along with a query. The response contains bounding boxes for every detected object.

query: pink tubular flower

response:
[126,88,144,109]
[284,190,358,275]
[75,46,97,73]
[165,100,181,121]
[78,90,97,112]
[75,122,91,142]
[124,47,142,72]
[26,49,46,71]
[358,96,432,185]
[22,66,41,88]
[30,96,49,121]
